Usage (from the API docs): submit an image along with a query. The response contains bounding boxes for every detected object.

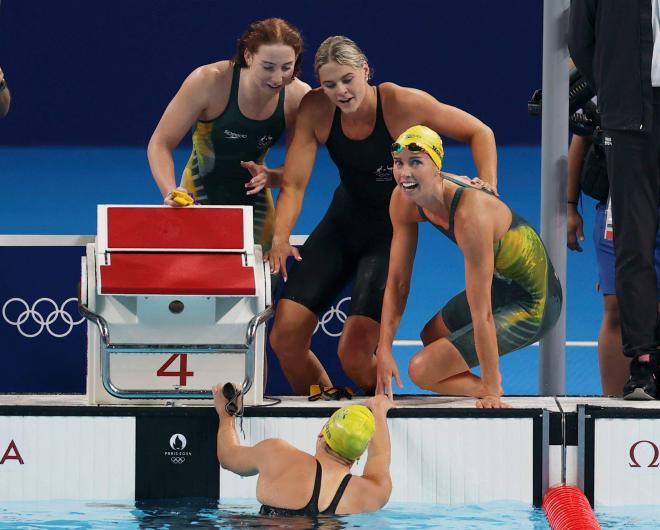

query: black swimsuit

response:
[281,86,395,321]
[259,460,352,517]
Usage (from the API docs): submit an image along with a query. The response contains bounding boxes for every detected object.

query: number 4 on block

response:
[156,354,194,386]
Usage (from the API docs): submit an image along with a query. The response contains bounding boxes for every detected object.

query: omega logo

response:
[629,440,660,468]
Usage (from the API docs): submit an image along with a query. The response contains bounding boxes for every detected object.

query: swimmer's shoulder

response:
[254,438,314,473]
[379,82,431,107]
[284,77,312,120]
[185,60,233,94]
[285,77,312,102]
[379,82,435,134]
[294,88,335,140]
[298,87,334,115]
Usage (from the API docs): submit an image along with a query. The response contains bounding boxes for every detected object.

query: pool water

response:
[596,505,660,529]
[3,499,660,529]
[1,499,550,529]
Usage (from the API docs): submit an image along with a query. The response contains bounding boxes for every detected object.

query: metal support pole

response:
[539,0,570,395]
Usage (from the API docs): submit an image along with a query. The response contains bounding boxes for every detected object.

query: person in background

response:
[570,0,660,399]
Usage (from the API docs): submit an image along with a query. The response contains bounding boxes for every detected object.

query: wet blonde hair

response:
[314,36,372,80]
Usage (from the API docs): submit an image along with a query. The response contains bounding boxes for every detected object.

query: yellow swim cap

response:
[392,125,444,169]
[322,404,375,461]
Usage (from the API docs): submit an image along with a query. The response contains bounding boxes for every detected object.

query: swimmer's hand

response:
[469,177,499,197]
[212,382,243,418]
[475,380,510,409]
[241,161,270,196]
[366,394,395,417]
[476,395,511,409]
[375,348,403,401]
[164,186,194,207]
[265,236,301,281]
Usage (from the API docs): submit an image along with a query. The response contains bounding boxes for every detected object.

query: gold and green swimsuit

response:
[418,176,563,367]
[181,63,285,251]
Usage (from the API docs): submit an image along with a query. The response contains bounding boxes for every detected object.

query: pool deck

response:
[1,393,658,412]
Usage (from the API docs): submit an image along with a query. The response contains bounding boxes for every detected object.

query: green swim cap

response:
[322,404,375,461]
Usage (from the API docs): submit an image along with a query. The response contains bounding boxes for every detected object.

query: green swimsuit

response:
[181,63,286,251]
[418,176,563,367]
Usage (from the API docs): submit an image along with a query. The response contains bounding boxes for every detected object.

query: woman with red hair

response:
[148,18,310,250]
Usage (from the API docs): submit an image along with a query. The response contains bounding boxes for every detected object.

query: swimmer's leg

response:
[337,315,379,394]
[420,310,453,345]
[408,338,491,397]
[269,299,331,395]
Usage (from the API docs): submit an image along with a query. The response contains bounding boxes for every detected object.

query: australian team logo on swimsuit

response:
[374,165,393,182]
[257,135,273,149]
[224,129,248,140]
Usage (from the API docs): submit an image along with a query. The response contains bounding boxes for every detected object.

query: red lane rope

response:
[543,485,600,530]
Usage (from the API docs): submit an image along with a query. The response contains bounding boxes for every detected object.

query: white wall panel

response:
[219,416,534,505]
[594,419,660,506]
[0,416,135,501]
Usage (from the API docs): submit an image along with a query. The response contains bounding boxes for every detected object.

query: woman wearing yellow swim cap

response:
[214,384,395,515]
[376,126,562,408]
[267,36,497,395]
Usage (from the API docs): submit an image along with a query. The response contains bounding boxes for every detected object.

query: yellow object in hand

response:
[170,190,194,206]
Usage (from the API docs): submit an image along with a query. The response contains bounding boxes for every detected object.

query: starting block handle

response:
[78,295,273,400]
[242,305,274,396]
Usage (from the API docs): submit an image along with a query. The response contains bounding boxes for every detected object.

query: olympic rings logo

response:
[170,457,186,464]
[2,297,85,338]
[314,297,351,337]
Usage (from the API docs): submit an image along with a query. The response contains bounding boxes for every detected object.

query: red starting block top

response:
[106,207,246,250]
[100,253,255,296]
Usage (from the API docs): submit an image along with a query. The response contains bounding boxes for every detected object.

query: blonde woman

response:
[268,36,497,394]
[377,126,562,408]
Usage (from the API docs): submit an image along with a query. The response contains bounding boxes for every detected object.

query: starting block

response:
[79,205,272,406]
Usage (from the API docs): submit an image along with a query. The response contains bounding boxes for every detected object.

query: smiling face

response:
[318,61,370,113]
[392,147,440,201]
[244,43,296,92]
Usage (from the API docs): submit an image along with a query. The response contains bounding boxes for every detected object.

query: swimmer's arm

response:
[359,404,393,511]
[392,86,497,188]
[424,98,497,188]
[147,68,213,197]
[378,190,418,352]
[0,87,9,118]
[272,93,319,245]
[0,68,10,118]
[263,79,313,189]
[456,209,501,396]
[216,413,290,476]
